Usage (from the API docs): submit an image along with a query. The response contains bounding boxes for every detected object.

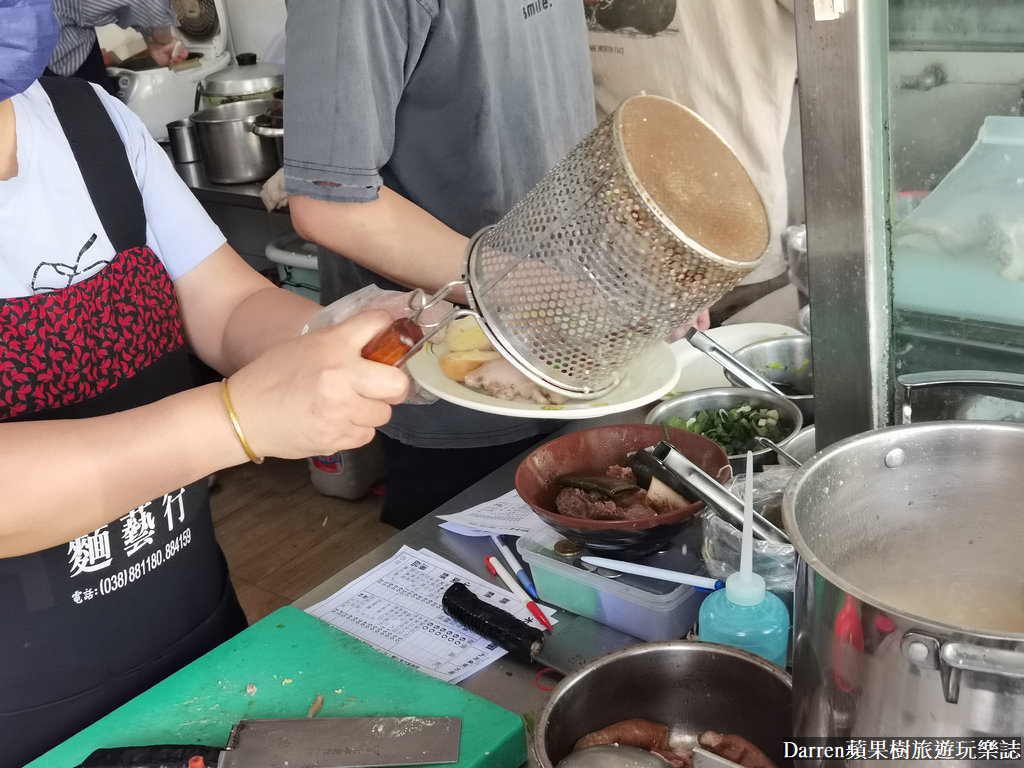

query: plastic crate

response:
[517,523,707,641]
[265,230,320,302]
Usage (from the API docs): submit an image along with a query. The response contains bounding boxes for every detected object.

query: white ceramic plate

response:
[406,342,681,419]
[666,322,803,396]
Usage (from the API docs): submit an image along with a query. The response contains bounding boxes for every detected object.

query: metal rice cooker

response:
[782,420,1024,765]
[195,52,283,111]
[191,98,281,184]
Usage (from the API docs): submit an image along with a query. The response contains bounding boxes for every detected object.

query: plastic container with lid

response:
[516,522,708,642]
[307,435,385,501]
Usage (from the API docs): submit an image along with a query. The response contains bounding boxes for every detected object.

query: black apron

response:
[0,78,247,768]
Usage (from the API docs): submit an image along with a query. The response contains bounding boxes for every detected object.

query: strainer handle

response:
[360,282,467,367]
[360,318,425,366]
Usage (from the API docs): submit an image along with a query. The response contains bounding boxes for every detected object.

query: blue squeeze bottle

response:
[697,451,789,668]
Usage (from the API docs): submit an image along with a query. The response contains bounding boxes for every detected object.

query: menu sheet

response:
[306,545,554,685]
[437,489,548,537]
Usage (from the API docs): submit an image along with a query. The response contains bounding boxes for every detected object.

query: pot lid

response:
[201,53,283,96]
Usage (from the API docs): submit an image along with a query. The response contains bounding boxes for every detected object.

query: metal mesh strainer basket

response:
[464,94,769,399]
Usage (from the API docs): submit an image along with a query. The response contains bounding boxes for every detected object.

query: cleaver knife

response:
[75,715,462,768]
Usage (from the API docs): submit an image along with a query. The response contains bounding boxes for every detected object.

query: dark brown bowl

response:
[514,424,731,556]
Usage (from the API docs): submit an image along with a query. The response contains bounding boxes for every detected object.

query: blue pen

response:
[491,534,539,600]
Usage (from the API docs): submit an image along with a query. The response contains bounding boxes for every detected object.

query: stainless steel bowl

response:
[723,335,814,425]
[783,425,816,465]
[797,304,811,334]
[646,387,803,472]
[535,641,793,768]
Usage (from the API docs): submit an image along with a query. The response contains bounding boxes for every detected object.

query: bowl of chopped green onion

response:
[645,387,803,471]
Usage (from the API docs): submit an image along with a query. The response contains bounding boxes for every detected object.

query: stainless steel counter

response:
[166,144,270,210]
[292,409,651,767]
[286,283,803,764]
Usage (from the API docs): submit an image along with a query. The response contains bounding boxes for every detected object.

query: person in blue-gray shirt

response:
[283,0,597,529]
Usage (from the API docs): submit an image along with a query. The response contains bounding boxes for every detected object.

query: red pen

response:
[485,555,553,631]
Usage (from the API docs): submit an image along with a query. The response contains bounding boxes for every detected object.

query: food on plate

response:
[669,404,787,455]
[463,358,568,405]
[444,315,492,352]
[436,316,568,404]
[438,349,501,382]
[554,465,687,521]
[571,718,777,768]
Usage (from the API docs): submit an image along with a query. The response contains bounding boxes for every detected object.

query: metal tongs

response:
[684,328,786,397]
[638,441,790,544]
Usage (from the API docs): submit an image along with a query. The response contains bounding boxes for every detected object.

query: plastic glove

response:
[259,168,288,212]
[303,284,454,404]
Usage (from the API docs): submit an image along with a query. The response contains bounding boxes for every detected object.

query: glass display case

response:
[795,0,1024,448]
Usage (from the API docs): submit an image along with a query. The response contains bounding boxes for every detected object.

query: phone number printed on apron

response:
[68,488,194,603]
[95,528,193,596]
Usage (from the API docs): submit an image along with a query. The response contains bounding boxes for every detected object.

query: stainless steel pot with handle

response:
[782,417,1024,765]
[191,98,281,184]
[251,102,283,165]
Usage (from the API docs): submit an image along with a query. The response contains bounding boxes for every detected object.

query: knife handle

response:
[442,582,544,663]
[75,745,221,768]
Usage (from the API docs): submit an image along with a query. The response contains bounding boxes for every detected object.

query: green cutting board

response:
[29,607,526,768]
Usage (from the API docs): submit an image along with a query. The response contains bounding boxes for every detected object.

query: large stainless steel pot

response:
[191,98,281,184]
[782,421,1024,764]
[195,53,284,111]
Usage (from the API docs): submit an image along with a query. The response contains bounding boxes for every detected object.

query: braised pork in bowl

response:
[514,424,731,557]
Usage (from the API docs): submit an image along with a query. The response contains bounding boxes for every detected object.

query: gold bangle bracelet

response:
[220,378,264,465]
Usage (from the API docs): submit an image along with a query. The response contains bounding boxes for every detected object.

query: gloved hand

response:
[304,284,454,404]
[259,168,288,212]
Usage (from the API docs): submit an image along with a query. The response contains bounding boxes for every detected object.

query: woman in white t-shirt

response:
[0,2,409,763]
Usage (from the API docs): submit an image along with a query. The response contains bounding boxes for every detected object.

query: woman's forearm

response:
[0,383,247,557]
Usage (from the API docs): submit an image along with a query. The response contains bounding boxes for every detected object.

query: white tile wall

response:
[223,0,287,63]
